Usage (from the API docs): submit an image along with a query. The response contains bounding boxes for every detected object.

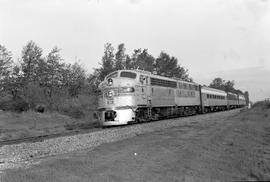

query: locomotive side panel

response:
[151,86,175,107]
[174,89,200,106]
[135,85,148,106]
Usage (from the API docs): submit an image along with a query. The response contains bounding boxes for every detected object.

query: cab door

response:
[139,75,151,106]
[145,76,152,106]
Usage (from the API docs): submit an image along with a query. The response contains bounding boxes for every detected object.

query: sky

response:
[0,0,270,102]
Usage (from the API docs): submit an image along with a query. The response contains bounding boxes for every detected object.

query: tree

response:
[0,45,23,99]
[209,78,235,92]
[0,44,13,81]
[132,49,155,72]
[224,80,235,92]
[1,64,23,99]
[46,47,63,84]
[39,47,66,100]
[129,48,141,69]
[125,55,132,69]
[209,78,247,100]
[209,78,225,90]
[90,43,115,89]
[115,43,126,70]
[234,89,244,95]
[90,43,193,88]
[98,43,115,80]
[244,91,249,105]
[155,52,191,81]
[67,62,86,97]
[21,41,43,81]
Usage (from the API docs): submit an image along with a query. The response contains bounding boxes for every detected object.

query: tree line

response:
[0,41,90,115]
[0,41,249,115]
[88,43,192,88]
[0,41,192,115]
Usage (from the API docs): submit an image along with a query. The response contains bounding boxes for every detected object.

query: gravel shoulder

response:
[1,108,270,181]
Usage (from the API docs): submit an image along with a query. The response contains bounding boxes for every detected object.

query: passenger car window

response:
[140,75,146,84]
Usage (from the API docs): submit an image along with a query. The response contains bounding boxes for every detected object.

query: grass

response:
[2,105,270,182]
[0,110,99,142]
[0,92,100,141]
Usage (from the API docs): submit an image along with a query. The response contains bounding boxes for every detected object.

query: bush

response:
[252,101,270,110]
[0,95,29,112]
[56,94,97,119]
[0,82,98,119]
[24,82,48,109]
[266,102,270,109]
[35,104,45,113]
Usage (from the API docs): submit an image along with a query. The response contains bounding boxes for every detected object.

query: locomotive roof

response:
[118,69,199,85]
[201,86,227,96]
[227,92,238,96]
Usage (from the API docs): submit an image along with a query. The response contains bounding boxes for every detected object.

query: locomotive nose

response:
[105,110,117,121]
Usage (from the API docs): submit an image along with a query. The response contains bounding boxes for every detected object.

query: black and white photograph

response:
[0,0,270,181]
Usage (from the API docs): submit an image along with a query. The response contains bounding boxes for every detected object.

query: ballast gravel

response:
[0,109,239,171]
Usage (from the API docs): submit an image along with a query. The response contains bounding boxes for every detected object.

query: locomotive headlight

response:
[119,87,135,93]
[108,90,113,97]
[108,78,113,86]
[126,87,135,92]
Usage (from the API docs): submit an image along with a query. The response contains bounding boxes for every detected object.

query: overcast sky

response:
[1,0,269,102]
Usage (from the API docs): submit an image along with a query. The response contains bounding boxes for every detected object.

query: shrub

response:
[35,104,45,113]
[0,95,29,112]
[55,94,97,119]
[252,100,270,110]
[23,82,48,109]
[266,102,270,109]
[13,98,29,112]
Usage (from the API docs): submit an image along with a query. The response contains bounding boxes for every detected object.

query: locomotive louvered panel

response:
[150,77,177,88]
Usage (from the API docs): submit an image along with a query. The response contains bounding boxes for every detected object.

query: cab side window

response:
[140,75,147,84]
[140,75,144,84]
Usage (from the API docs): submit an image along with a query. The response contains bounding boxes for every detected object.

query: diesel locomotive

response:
[96,69,246,126]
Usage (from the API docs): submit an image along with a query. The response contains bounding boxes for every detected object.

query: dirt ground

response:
[1,106,270,181]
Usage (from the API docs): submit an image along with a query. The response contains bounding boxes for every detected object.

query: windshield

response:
[120,71,137,79]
